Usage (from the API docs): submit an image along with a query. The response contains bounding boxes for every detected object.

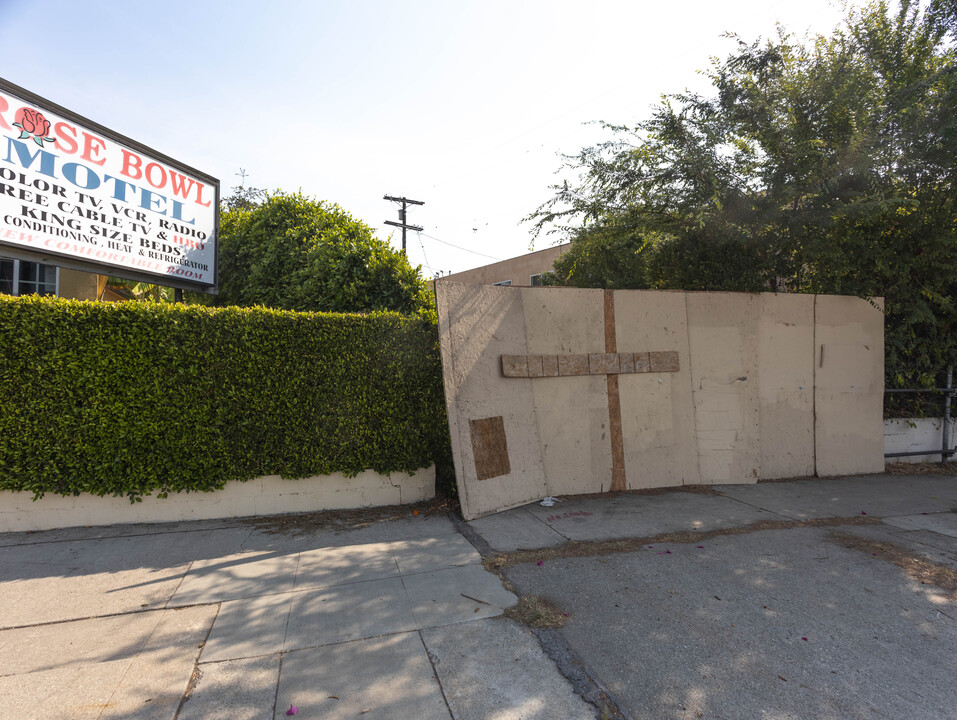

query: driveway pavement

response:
[1,473,955,720]
[470,474,957,720]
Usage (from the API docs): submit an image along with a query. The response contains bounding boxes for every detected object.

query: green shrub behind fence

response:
[0,296,452,501]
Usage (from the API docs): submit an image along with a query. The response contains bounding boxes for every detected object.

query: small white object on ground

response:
[540,497,561,507]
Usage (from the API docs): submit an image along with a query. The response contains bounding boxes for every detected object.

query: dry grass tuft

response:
[568,485,719,501]
[829,531,957,600]
[484,515,881,570]
[885,461,957,476]
[241,496,454,536]
[504,595,568,628]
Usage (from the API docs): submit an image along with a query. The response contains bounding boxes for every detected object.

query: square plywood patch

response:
[469,416,511,481]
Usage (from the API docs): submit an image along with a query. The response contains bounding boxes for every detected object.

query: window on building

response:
[492,280,512,286]
[0,258,58,297]
[530,274,543,286]
[0,259,12,295]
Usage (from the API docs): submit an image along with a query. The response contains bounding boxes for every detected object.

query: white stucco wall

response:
[884,418,954,463]
[437,283,546,518]
[524,288,611,495]
[437,283,886,520]
[757,294,816,479]
[0,467,435,533]
[814,295,886,475]
[616,291,701,489]
[686,293,761,484]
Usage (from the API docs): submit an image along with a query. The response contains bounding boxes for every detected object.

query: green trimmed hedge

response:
[0,296,452,501]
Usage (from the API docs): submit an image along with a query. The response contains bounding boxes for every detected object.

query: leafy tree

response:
[211,191,432,315]
[531,0,957,388]
[543,216,650,288]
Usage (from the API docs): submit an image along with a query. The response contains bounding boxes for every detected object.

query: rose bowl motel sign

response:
[0,78,218,293]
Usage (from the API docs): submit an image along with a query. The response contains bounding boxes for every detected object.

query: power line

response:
[418,232,502,261]
[415,231,434,277]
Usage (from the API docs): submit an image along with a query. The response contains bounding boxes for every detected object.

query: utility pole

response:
[383,195,424,253]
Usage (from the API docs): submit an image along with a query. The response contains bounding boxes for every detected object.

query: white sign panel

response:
[0,79,218,291]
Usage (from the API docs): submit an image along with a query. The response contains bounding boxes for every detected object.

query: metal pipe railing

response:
[883,364,954,462]
[943,366,953,463]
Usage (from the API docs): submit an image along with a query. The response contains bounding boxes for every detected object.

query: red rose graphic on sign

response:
[13,107,55,147]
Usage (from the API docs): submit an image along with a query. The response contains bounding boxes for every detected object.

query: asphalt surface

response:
[476,475,957,720]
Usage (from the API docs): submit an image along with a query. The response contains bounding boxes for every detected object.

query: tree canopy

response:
[531,0,957,387]
[210,191,432,316]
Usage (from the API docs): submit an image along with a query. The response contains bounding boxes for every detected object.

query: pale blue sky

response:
[0,0,850,277]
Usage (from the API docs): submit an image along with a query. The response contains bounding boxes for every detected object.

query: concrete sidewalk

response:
[0,510,591,720]
[467,473,957,552]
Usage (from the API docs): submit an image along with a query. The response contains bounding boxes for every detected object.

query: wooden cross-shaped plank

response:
[501,350,679,378]
[499,290,680,491]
